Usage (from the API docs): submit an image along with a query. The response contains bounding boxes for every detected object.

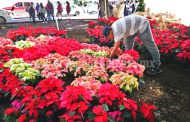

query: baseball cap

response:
[102,26,111,37]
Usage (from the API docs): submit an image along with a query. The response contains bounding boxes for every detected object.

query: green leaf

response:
[38,109,46,115]
[139,79,145,84]
[6,49,12,53]
[69,111,76,116]
[108,115,115,122]
[123,110,132,118]
[119,104,125,111]
[78,95,84,101]
[4,92,10,97]
[87,111,95,120]
[0,68,4,73]
[102,104,109,111]
[174,48,182,53]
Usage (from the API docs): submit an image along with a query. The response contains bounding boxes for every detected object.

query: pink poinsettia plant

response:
[86,65,109,82]
[0,37,13,46]
[71,76,102,96]
[126,62,145,78]
[31,53,70,79]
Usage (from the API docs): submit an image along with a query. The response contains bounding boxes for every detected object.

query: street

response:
[4,12,98,23]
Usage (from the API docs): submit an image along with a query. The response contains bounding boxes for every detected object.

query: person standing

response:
[98,3,101,18]
[131,1,136,14]
[66,1,71,21]
[25,3,31,20]
[109,3,113,16]
[29,2,35,23]
[36,3,40,20]
[56,1,63,20]
[124,1,130,16]
[134,1,140,13]
[39,3,46,22]
[46,0,54,22]
[128,1,133,15]
[102,15,162,75]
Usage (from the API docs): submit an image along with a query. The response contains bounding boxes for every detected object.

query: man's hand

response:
[110,41,121,58]
[117,48,123,56]
[110,48,122,58]
[109,51,114,58]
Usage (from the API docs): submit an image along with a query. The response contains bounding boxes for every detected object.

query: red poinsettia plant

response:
[16,78,65,121]
[6,26,67,42]
[86,18,190,63]
[59,83,157,122]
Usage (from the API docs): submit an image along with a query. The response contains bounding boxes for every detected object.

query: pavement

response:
[4,13,98,24]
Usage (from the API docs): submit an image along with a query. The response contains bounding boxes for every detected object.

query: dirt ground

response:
[139,62,190,122]
[0,20,190,122]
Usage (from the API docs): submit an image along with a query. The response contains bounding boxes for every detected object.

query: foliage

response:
[3,58,40,83]
[6,26,67,42]
[15,40,35,49]
[0,27,157,122]
[137,0,145,12]
[86,18,190,63]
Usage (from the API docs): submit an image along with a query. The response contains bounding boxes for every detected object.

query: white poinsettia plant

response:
[15,40,35,49]
[4,58,40,82]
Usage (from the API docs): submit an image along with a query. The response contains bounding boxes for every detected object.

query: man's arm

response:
[110,41,121,58]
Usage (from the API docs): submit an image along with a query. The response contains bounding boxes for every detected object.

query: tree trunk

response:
[99,0,111,18]
[109,0,125,18]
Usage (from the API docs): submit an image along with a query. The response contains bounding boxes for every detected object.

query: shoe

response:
[147,65,162,75]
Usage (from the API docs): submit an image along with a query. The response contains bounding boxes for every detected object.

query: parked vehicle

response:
[0,9,12,24]
[83,3,98,14]
[69,4,84,16]
[0,0,84,24]
[0,1,34,24]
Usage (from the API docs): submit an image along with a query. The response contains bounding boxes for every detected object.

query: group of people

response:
[124,0,139,16]
[26,0,71,23]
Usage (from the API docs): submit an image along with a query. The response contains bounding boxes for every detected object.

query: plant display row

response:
[86,17,190,63]
[6,26,67,42]
[0,32,157,122]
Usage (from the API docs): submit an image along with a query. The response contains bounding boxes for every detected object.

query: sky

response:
[0,0,190,25]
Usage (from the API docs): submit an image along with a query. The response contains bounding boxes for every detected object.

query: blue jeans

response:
[47,11,54,22]
[123,23,161,65]
[30,13,35,22]
[47,11,51,22]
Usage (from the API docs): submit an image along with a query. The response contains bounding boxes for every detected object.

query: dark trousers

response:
[39,13,46,21]
[124,23,161,65]
[30,13,35,23]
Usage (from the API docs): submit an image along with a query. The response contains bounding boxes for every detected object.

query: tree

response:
[99,0,112,18]
[74,0,79,4]
[137,0,145,12]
